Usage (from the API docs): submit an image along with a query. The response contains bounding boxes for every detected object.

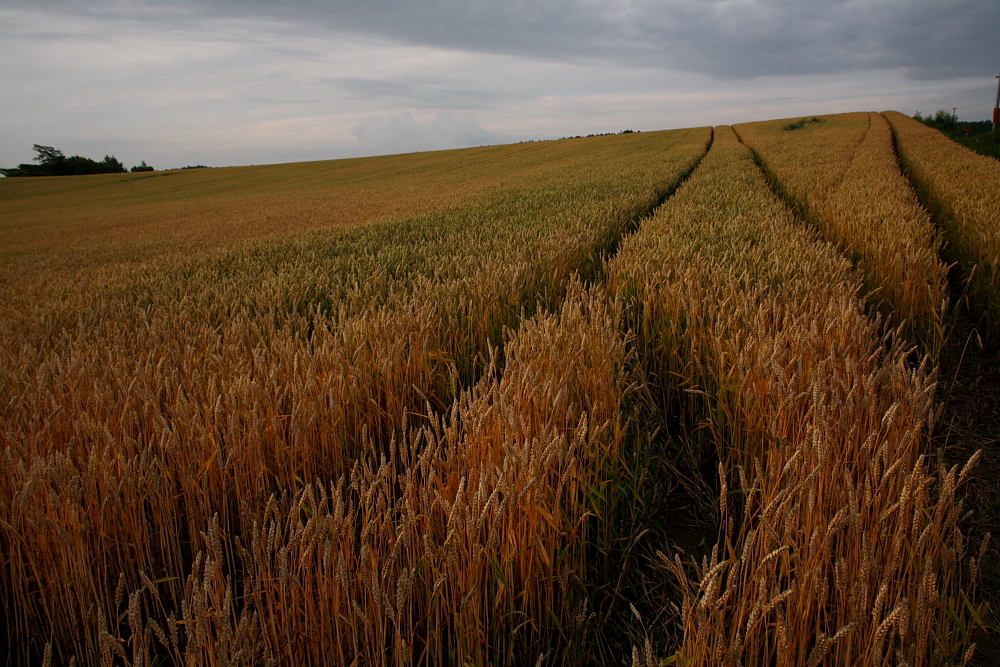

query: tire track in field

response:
[733,114,949,356]
[599,123,972,666]
[0,130,717,667]
[734,114,989,665]
[582,127,736,664]
[730,114,871,224]
[884,111,1000,667]
[601,128,716,273]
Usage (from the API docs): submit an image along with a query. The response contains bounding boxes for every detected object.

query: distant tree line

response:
[559,130,640,140]
[913,109,961,131]
[0,145,154,177]
[517,130,641,144]
[913,110,1000,160]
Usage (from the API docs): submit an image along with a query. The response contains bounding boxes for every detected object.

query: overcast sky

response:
[2,0,997,170]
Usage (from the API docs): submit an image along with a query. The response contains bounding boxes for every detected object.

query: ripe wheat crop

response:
[107,282,627,666]
[609,126,974,666]
[0,117,985,667]
[0,129,710,665]
[735,112,948,352]
[884,110,1000,333]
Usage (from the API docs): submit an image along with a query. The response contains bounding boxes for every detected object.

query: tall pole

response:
[994,73,1000,139]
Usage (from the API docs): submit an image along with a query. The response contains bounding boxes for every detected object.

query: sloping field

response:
[735,112,947,352]
[0,129,713,665]
[0,115,995,666]
[884,110,1000,335]
[610,125,968,666]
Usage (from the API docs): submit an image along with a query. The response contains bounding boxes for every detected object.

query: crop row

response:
[609,126,973,665]
[2,111,996,666]
[735,112,948,353]
[884,110,1000,334]
[0,129,710,665]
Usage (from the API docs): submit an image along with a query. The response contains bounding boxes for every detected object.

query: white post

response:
[993,73,1000,137]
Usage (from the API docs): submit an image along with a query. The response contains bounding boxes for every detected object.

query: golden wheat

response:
[609,125,972,666]
[0,129,711,665]
[883,110,1000,333]
[0,118,982,667]
[735,112,948,352]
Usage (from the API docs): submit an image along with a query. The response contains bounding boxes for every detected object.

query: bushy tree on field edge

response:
[0,145,153,177]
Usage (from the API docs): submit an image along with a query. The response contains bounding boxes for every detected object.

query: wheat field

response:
[610,124,973,666]
[0,115,993,666]
[884,110,1000,336]
[735,112,948,353]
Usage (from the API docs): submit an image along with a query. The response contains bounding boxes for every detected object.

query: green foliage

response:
[0,164,42,177]
[913,109,958,131]
[96,155,126,174]
[782,117,824,131]
[0,144,128,177]
[913,111,1000,160]
[130,161,154,173]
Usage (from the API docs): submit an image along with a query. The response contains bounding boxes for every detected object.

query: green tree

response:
[913,110,957,131]
[1,144,127,177]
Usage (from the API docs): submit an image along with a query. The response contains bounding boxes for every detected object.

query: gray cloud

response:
[13,0,999,80]
[351,111,514,154]
[314,76,528,109]
[2,1,995,170]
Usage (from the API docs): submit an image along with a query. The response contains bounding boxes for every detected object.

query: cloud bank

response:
[15,0,999,80]
[2,1,996,169]
[351,111,514,154]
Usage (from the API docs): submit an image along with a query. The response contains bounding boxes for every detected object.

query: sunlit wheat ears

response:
[0,128,713,665]
[608,125,977,666]
[884,110,1000,335]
